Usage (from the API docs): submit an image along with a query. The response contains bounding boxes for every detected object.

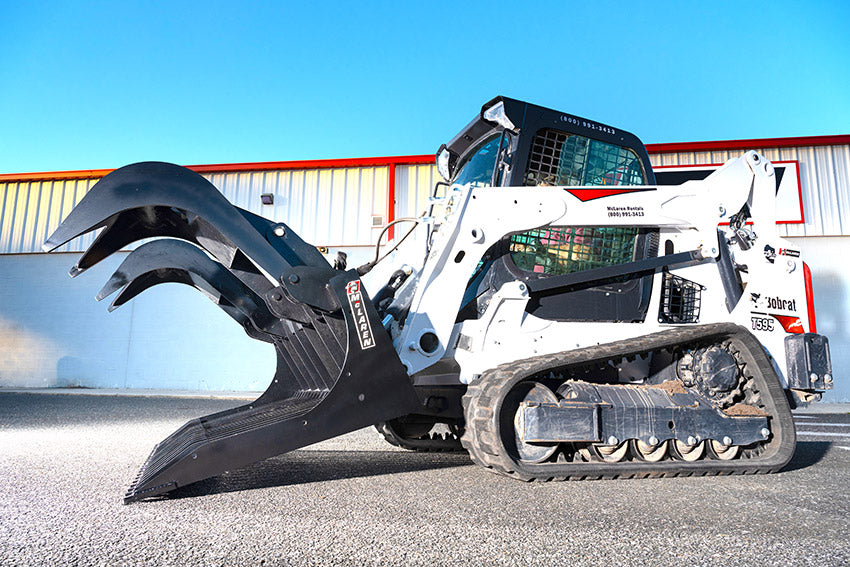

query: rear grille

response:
[659,271,703,323]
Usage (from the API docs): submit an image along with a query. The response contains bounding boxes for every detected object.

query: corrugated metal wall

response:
[650,144,850,237]
[3,145,846,255]
[205,166,390,246]
[396,164,440,220]
[0,178,99,254]
[1,165,405,254]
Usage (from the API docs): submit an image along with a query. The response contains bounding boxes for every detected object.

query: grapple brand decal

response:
[346,280,375,350]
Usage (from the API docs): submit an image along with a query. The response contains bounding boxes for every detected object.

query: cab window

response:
[453,135,502,188]
[510,129,646,276]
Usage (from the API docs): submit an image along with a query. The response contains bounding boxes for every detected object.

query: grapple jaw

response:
[44,162,421,503]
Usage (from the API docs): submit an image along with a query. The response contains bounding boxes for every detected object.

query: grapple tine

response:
[43,162,298,281]
[99,240,279,335]
[72,207,196,277]
[106,271,196,311]
[106,271,263,340]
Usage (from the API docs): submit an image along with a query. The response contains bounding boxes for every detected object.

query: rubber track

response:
[460,323,796,481]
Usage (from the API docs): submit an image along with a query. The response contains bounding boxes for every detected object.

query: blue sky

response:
[1,1,848,173]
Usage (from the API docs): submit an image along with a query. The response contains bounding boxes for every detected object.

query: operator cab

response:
[437,97,658,323]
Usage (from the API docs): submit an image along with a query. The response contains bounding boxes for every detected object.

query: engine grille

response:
[659,271,703,323]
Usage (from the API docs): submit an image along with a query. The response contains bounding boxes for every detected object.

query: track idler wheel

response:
[510,382,559,463]
[709,440,740,460]
[631,439,668,462]
[672,439,706,462]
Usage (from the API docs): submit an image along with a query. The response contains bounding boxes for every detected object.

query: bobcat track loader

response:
[44,97,833,503]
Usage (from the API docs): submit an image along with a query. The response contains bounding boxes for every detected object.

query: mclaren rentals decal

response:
[779,247,801,258]
[346,280,375,350]
[559,115,616,135]
[564,187,655,202]
[607,205,645,218]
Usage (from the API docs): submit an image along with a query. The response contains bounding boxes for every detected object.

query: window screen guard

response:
[511,129,646,276]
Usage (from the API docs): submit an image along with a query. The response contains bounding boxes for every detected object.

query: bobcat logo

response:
[750,293,761,307]
[763,244,776,264]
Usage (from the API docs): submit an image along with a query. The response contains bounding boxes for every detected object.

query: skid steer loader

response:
[44,97,833,503]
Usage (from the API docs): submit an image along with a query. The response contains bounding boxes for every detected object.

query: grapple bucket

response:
[44,162,421,503]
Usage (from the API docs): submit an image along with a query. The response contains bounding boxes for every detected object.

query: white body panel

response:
[376,152,811,388]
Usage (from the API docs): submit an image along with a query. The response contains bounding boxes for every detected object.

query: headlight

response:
[436,146,452,181]
[482,101,516,131]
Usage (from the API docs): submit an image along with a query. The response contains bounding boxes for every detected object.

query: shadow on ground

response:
[782,441,832,472]
[156,450,473,501]
[150,442,836,502]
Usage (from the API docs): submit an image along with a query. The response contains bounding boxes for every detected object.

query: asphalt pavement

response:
[1,391,848,566]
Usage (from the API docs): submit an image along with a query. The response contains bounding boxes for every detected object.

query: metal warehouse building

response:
[1,135,848,401]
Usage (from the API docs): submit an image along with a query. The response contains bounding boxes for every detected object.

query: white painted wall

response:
[789,236,850,401]
[0,253,274,391]
[1,237,846,401]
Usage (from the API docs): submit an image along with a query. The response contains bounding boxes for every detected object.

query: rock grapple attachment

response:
[44,162,421,503]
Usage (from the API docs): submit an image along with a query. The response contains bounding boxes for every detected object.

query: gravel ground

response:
[1,392,848,567]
